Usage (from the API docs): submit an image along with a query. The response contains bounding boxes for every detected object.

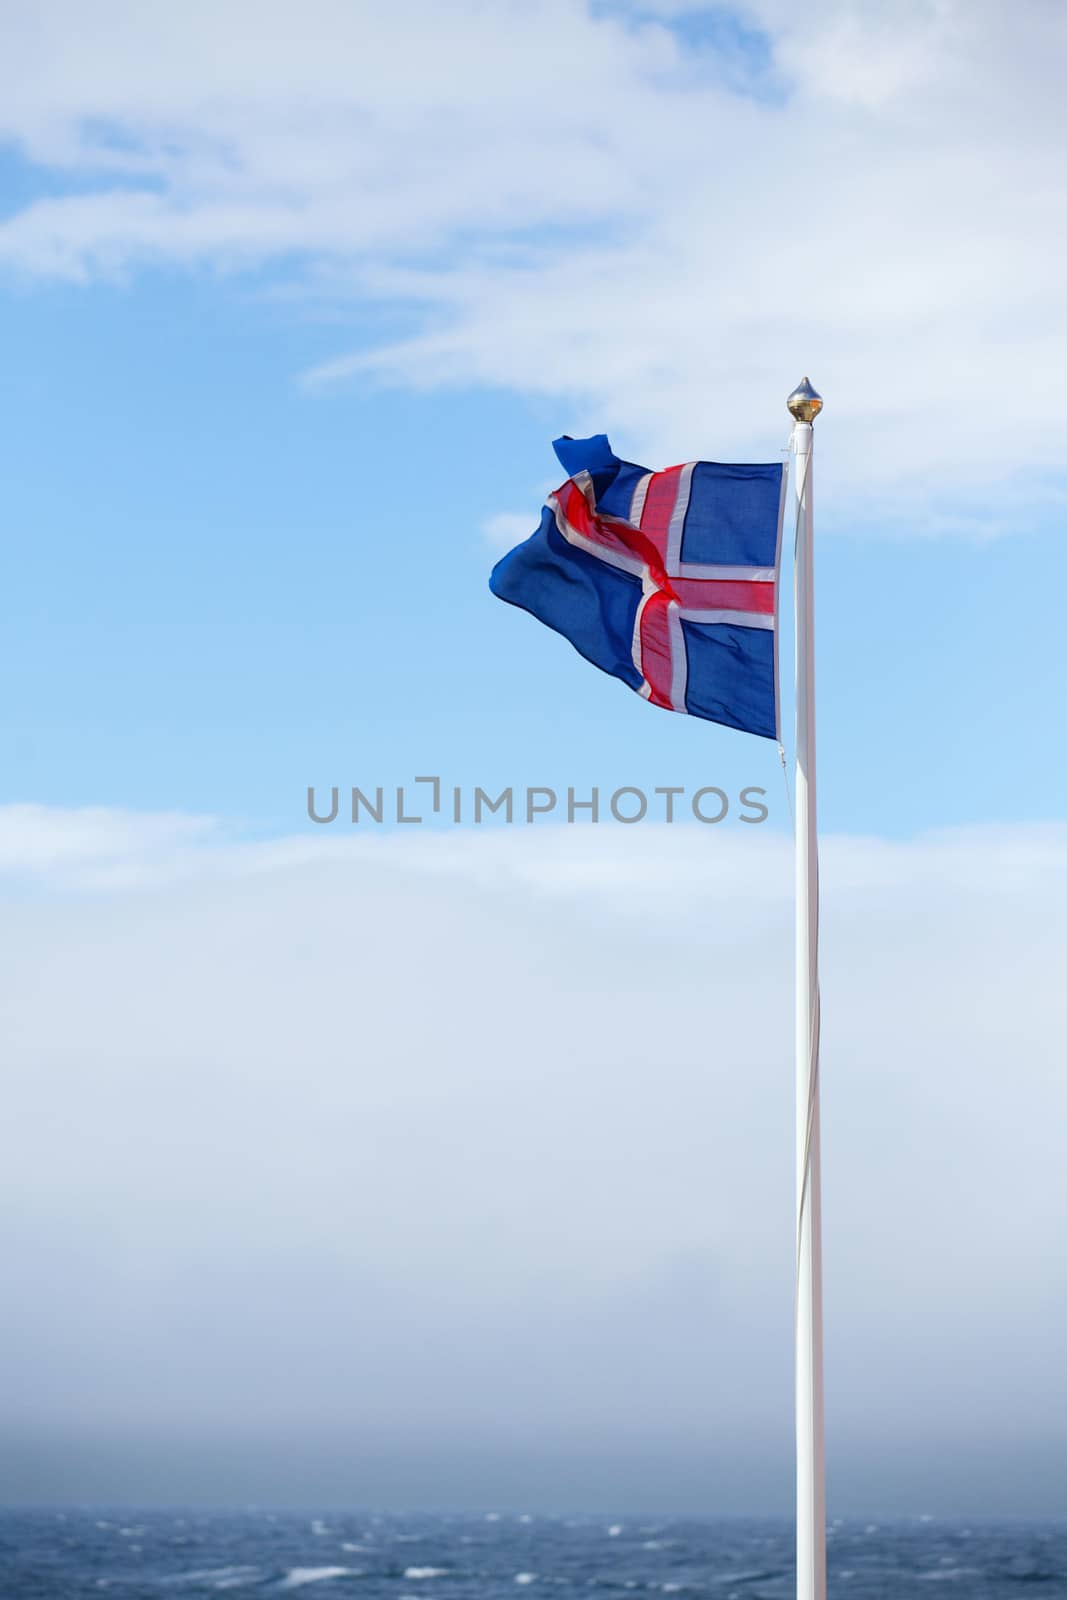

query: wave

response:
[709,1574,787,1589]
[157,1569,261,1588]
[281,1568,362,1590]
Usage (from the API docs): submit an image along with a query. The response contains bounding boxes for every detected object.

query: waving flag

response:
[489,435,787,739]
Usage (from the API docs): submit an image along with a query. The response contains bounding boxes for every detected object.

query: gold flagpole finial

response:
[787,376,823,424]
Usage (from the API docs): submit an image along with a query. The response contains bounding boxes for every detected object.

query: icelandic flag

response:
[489,435,787,739]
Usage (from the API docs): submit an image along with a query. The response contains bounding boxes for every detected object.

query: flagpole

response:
[787,376,825,1600]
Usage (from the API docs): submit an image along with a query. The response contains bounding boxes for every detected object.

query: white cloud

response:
[481,510,539,553]
[1,802,1066,1506]
[0,1,1064,533]
[0,802,218,885]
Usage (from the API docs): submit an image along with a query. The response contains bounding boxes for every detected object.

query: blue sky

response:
[1,3,1064,839]
[1,0,1066,1514]
[2,254,1064,837]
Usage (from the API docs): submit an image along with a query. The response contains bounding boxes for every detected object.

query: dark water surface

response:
[2,1512,1065,1600]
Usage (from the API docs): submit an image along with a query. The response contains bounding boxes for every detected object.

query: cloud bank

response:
[1,805,1065,1510]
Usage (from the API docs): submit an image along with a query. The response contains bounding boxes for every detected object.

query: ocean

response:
[1,1512,1065,1600]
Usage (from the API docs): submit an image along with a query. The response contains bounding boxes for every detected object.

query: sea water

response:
[1,1511,1065,1600]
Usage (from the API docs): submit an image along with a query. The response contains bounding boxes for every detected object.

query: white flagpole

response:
[787,376,825,1600]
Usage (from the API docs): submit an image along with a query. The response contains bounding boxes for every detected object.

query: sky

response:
[0,0,1066,1516]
